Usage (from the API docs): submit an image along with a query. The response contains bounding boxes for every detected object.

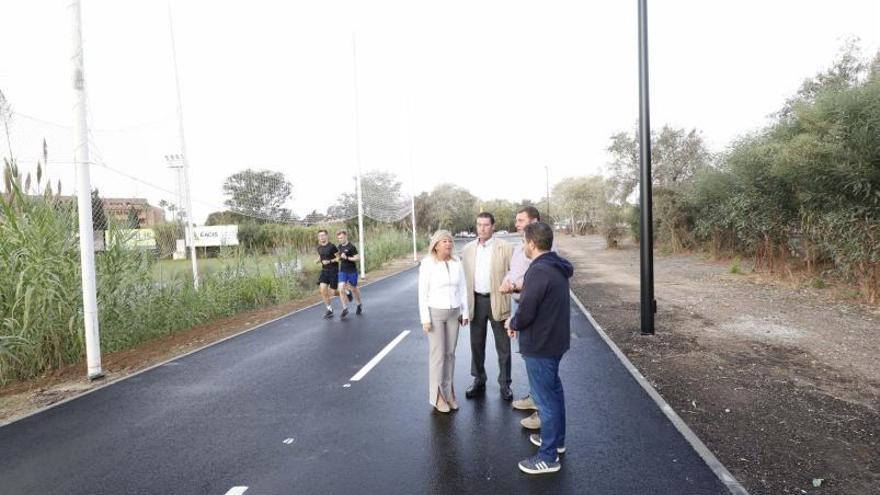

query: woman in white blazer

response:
[419,230,470,413]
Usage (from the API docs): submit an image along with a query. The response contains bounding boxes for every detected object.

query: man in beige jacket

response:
[461,212,514,400]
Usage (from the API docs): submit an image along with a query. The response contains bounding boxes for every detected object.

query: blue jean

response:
[524,355,565,462]
[511,299,530,395]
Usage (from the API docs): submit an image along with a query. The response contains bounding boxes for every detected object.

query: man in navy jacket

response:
[508,221,573,474]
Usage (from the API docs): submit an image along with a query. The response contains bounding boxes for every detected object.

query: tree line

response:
[552,44,880,304]
[202,45,879,303]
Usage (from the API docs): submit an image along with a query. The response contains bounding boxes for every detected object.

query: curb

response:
[569,289,750,495]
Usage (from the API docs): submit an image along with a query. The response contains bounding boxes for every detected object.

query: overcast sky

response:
[1,1,877,223]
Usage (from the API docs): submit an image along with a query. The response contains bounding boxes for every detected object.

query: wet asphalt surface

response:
[0,238,731,494]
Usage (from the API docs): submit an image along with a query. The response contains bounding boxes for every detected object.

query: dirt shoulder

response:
[0,256,417,426]
[560,234,879,495]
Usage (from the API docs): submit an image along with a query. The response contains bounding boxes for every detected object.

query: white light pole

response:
[164,154,185,217]
[168,2,199,289]
[70,0,103,380]
[352,33,366,278]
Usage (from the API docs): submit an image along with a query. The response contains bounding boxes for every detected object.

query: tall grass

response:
[0,196,311,382]
[362,225,426,271]
[0,178,82,381]
[1,163,420,384]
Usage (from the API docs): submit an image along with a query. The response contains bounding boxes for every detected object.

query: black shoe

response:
[323,309,333,319]
[500,387,513,401]
[346,290,353,302]
[356,304,362,315]
[341,307,349,318]
[465,381,486,399]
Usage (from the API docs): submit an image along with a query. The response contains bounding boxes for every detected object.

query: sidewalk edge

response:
[569,289,750,495]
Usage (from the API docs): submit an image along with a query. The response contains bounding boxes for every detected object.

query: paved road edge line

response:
[0,263,420,429]
[569,289,750,495]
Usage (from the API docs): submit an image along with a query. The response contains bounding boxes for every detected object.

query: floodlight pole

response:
[168,2,199,289]
[70,0,103,380]
[638,0,656,334]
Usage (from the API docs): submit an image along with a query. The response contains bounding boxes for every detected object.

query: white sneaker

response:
[520,411,541,430]
[512,394,538,411]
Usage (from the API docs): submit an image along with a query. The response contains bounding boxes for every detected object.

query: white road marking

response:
[283,438,294,445]
[349,330,410,382]
[343,383,351,388]
[225,487,248,495]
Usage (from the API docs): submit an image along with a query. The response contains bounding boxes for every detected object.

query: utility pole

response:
[168,2,199,289]
[638,0,656,335]
[352,33,366,278]
[70,0,103,380]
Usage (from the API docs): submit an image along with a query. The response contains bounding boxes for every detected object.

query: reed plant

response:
[1,159,418,384]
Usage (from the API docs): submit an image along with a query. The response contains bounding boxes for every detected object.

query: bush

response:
[729,257,742,274]
[598,204,625,249]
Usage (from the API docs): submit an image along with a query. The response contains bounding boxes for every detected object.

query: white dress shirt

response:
[419,256,469,325]
[473,237,494,294]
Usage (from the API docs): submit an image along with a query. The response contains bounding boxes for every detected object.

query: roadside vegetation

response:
[553,44,880,305]
[1,43,875,386]
[0,158,422,384]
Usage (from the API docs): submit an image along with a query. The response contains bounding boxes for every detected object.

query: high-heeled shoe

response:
[435,399,451,413]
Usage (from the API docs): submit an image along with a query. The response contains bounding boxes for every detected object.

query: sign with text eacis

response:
[190,225,239,247]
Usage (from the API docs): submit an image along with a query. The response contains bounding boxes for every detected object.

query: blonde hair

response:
[427,229,456,261]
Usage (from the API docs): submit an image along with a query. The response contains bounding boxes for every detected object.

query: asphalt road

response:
[0,242,734,494]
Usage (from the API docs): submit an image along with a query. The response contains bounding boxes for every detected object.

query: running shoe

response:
[517,455,561,475]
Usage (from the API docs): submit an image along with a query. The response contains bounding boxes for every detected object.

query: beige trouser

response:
[428,307,461,406]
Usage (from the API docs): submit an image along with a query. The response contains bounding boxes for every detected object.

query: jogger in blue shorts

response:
[336,230,363,317]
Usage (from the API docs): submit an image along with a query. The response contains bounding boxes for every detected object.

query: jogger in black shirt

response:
[336,230,363,317]
[316,229,344,319]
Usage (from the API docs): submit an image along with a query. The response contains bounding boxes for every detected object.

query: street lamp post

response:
[638,0,656,335]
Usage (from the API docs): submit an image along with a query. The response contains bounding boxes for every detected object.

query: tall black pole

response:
[638,0,656,334]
